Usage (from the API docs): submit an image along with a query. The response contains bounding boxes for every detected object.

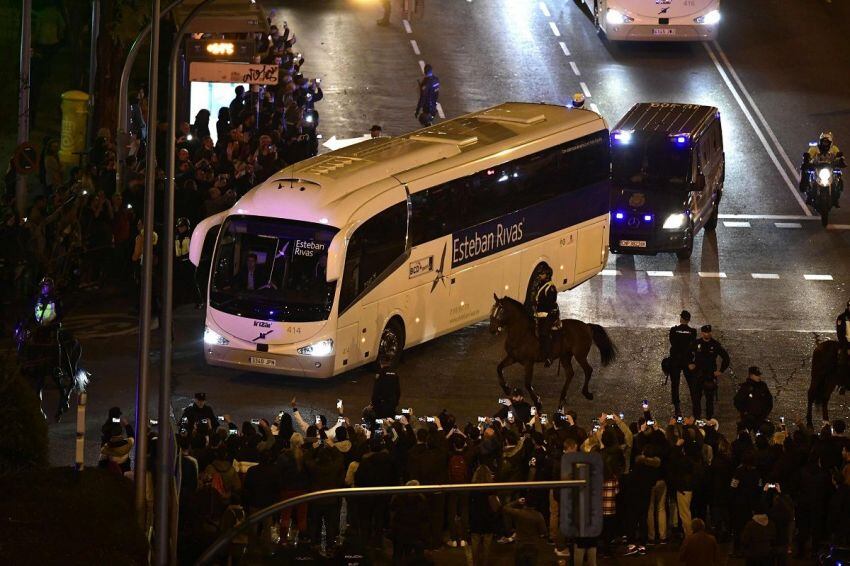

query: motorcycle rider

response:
[801,132,846,207]
[531,265,559,367]
[33,276,62,327]
[687,324,730,419]
[415,64,440,127]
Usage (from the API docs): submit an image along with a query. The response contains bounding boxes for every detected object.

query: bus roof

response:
[613,103,717,138]
[229,102,606,228]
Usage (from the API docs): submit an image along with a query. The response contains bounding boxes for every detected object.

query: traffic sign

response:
[13,142,38,175]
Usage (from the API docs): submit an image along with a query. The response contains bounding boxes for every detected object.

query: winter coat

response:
[204,458,241,498]
[243,462,282,510]
[740,514,776,559]
[304,443,344,491]
[733,378,773,421]
[679,530,720,566]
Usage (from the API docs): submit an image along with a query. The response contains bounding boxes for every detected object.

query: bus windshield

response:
[611,135,691,191]
[210,216,338,322]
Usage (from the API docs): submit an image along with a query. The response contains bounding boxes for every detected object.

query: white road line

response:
[402,19,412,34]
[712,42,801,184]
[600,269,620,276]
[751,273,780,280]
[698,272,727,278]
[410,39,420,55]
[418,60,425,73]
[579,82,592,98]
[549,21,561,37]
[569,61,581,76]
[559,41,570,56]
[774,222,802,229]
[436,102,445,119]
[703,42,811,216]
[803,274,834,281]
[828,224,850,230]
[647,271,674,277]
[539,1,550,17]
[590,102,600,114]
[719,214,816,220]
[723,221,751,228]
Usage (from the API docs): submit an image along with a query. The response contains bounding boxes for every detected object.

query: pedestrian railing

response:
[195,479,588,565]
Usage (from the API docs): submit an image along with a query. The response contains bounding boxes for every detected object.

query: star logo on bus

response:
[252,330,274,342]
[430,243,448,294]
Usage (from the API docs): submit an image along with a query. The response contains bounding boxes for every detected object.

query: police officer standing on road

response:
[687,324,730,419]
[733,366,773,431]
[174,217,195,306]
[369,357,401,419]
[415,64,440,127]
[669,310,697,417]
[181,392,219,432]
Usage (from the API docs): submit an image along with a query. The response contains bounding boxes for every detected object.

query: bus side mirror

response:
[325,231,347,283]
[189,212,226,266]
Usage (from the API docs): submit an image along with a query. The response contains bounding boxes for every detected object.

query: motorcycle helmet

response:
[176,217,191,231]
[818,132,834,153]
[571,93,586,109]
[39,276,55,296]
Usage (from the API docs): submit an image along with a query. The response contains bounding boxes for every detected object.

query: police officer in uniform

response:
[174,217,197,306]
[687,324,730,419]
[668,310,697,417]
[415,64,440,127]
[733,366,773,431]
[532,265,559,367]
[181,392,219,432]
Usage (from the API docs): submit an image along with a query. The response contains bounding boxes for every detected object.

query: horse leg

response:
[558,354,575,410]
[823,383,836,424]
[497,356,515,396]
[806,388,814,428]
[523,362,542,409]
[576,353,595,400]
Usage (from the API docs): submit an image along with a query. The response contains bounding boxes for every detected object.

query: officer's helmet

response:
[39,276,55,296]
[537,264,553,279]
[176,217,191,231]
[818,132,833,153]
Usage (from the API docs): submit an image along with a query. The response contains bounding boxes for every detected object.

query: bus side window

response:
[339,202,407,313]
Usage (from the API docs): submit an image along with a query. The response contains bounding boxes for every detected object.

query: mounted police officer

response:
[668,310,697,417]
[687,324,730,419]
[837,300,850,365]
[531,265,559,367]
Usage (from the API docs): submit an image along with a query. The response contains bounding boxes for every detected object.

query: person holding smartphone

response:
[181,392,219,432]
[101,406,133,444]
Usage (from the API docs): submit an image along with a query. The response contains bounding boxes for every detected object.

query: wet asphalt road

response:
[45,0,850,466]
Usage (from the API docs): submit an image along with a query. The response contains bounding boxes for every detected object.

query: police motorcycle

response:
[802,145,845,227]
[14,278,90,421]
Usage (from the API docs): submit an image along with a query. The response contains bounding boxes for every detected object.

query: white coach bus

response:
[189,102,611,377]
[580,0,721,41]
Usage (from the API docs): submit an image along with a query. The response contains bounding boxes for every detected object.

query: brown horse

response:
[489,294,617,409]
[806,339,847,426]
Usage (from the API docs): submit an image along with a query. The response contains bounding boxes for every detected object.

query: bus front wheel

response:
[377,319,405,369]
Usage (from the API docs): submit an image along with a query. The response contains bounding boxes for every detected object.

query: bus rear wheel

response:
[377,319,405,369]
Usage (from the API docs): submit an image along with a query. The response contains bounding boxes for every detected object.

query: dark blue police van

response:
[609,103,724,260]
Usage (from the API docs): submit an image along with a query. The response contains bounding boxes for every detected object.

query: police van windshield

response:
[210,216,338,322]
[612,134,691,191]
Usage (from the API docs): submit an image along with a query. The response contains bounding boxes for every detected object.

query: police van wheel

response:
[377,319,405,369]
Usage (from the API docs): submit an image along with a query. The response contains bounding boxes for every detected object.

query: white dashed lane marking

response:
[579,82,592,97]
[418,59,425,73]
[569,62,581,76]
[590,103,599,113]
[436,102,445,119]
[549,21,561,37]
[647,271,675,277]
[410,39,420,55]
[403,19,412,34]
[539,1,550,17]
[803,274,834,281]
[828,224,850,230]
[723,221,751,228]
[751,273,780,280]
[774,222,801,229]
[600,269,620,276]
[698,272,727,278]
[559,42,570,56]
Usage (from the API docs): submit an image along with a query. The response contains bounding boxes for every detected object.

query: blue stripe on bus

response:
[450,181,611,268]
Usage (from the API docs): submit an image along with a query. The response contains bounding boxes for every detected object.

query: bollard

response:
[75,391,87,471]
[59,91,90,166]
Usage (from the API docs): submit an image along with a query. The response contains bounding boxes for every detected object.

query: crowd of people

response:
[0,18,325,324]
[96,360,850,566]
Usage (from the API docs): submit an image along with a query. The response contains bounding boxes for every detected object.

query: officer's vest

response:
[535,282,556,317]
[34,298,57,325]
[175,236,190,259]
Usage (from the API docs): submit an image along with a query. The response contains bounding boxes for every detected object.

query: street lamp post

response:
[156,2,217,563]
[16,0,32,217]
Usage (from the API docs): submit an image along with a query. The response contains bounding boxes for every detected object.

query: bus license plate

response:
[620,240,647,248]
[249,356,276,367]
[653,28,675,35]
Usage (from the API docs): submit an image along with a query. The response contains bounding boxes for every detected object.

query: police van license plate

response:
[653,28,675,35]
[249,356,276,367]
[620,240,647,248]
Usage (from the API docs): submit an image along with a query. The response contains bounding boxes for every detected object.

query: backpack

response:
[208,469,230,499]
[448,453,468,484]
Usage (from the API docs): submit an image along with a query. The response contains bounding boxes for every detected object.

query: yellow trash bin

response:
[59,90,90,166]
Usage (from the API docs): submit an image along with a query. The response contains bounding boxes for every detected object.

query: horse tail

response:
[589,324,617,366]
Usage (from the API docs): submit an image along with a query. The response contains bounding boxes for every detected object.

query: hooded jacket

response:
[740,514,776,558]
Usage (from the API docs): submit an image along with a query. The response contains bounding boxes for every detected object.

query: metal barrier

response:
[196,479,587,565]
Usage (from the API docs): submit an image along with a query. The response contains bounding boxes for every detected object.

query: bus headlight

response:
[298,338,334,357]
[204,327,230,346]
[817,167,833,187]
[662,213,687,230]
[695,10,721,25]
[606,9,634,25]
